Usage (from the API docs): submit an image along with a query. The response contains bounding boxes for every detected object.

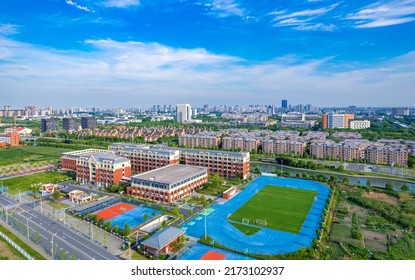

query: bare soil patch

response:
[363,192,399,205]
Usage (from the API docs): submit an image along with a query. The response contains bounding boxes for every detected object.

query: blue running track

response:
[182,176,330,256]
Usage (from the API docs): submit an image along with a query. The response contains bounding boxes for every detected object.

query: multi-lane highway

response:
[0,194,119,260]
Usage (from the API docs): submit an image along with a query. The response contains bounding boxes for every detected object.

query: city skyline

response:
[1,0,415,107]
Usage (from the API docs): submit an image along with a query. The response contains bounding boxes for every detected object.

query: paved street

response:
[0,194,119,260]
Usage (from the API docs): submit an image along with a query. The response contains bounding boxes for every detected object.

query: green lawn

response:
[228,185,318,234]
[1,171,71,195]
[229,222,261,236]
[0,146,74,166]
[48,201,69,210]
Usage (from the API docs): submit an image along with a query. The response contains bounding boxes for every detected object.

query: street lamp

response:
[204,208,207,240]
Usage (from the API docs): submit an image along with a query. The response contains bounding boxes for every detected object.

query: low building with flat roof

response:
[128,164,208,203]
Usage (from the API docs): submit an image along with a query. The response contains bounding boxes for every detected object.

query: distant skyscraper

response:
[176,104,192,123]
[392,107,410,116]
[41,118,59,132]
[282,100,288,109]
[81,116,97,130]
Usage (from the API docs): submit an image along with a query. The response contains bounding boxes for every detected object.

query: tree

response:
[71,251,75,260]
[179,214,184,221]
[61,249,66,260]
[105,221,112,230]
[30,185,42,198]
[385,183,393,190]
[342,177,350,185]
[103,232,108,247]
[200,196,208,207]
[114,225,119,234]
[401,184,410,192]
[172,207,179,217]
[110,184,119,193]
[189,209,194,216]
[52,191,61,201]
[211,173,224,189]
[123,224,131,236]
[35,232,41,244]
[143,213,149,221]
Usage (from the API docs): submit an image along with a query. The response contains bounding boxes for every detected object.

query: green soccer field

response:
[228,185,318,234]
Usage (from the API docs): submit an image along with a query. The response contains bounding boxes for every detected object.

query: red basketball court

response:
[199,250,227,260]
[96,203,136,220]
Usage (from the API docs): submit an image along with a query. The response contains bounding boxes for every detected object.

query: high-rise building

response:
[281,100,288,109]
[176,104,192,123]
[344,114,355,129]
[328,114,345,129]
[392,107,410,116]
[41,118,59,132]
[322,113,355,129]
[81,116,97,130]
[63,118,80,132]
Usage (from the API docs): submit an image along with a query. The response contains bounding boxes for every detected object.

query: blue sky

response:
[1,0,415,108]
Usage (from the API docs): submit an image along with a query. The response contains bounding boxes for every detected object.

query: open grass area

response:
[0,146,74,166]
[229,222,261,236]
[228,185,318,234]
[48,201,69,210]
[0,236,25,260]
[1,171,71,195]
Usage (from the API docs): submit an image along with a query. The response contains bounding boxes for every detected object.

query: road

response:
[0,194,119,260]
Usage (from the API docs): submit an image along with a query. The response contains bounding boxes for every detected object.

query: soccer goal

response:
[256,219,267,227]
[242,218,250,224]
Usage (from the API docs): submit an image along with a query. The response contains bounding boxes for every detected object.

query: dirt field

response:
[363,230,388,252]
[363,192,399,205]
[0,239,24,260]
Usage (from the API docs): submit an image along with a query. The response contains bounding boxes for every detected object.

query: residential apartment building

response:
[76,152,131,187]
[222,137,259,152]
[261,139,306,156]
[340,140,372,161]
[178,134,220,148]
[127,164,208,203]
[367,145,408,166]
[310,140,342,159]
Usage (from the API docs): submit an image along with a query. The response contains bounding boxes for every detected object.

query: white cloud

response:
[347,0,415,28]
[270,3,339,31]
[102,0,140,8]
[0,36,414,107]
[0,24,19,35]
[65,0,91,12]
